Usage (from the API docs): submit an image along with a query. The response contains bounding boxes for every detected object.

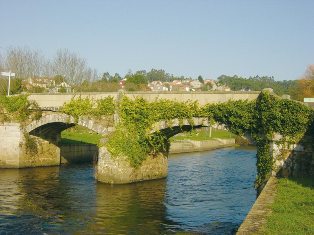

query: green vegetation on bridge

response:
[102,91,313,187]
[61,96,115,121]
[1,91,313,188]
[0,95,41,122]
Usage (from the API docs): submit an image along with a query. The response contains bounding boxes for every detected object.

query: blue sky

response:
[0,0,313,80]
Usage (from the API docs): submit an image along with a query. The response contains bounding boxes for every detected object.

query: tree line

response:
[0,47,312,101]
[216,67,314,101]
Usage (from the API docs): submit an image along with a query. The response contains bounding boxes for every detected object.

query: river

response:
[0,146,257,234]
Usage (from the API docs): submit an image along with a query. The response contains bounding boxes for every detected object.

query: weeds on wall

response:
[24,132,38,155]
[61,96,115,122]
[0,95,42,122]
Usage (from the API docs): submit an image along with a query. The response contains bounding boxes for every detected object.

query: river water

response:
[0,147,256,234]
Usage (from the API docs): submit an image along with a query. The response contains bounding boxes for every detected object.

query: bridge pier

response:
[95,146,168,184]
[0,123,60,168]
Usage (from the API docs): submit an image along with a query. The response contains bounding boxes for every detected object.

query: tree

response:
[125,73,147,85]
[52,49,88,85]
[198,75,204,84]
[101,72,111,82]
[3,47,43,79]
[54,75,65,85]
[110,73,121,83]
[217,74,298,98]
[146,69,170,82]
[296,65,314,101]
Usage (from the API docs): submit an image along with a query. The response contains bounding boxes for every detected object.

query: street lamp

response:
[0,71,16,96]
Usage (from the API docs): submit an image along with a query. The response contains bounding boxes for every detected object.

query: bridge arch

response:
[17,112,115,167]
[150,117,210,138]
[25,112,114,138]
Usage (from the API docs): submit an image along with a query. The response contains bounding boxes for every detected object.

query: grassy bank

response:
[258,177,314,234]
[60,127,235,145]
[170,128,236,141]
[61,126,102,145]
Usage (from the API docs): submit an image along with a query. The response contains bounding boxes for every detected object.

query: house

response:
[23,77,72,93]
[148,81,169,91]
[169,82,190,92]
[204,79,217,90]
[22,77,55,92]
[57,81,72,93]
[189,80,203,91]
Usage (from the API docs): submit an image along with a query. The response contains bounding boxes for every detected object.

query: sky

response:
[0,0,313,80]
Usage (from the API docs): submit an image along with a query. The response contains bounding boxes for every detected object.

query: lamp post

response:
[1,71,16,96]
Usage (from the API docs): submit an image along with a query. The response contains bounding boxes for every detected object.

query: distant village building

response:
[24,77,55,89]
[119,79,126,89]
[189,80,203,91]
[148,81,169,91]
[170,83,190,92]
[57,81,72,93]
[23,77,72,93]
[147,78,231,92]
[204,79,217,90]
[168,80,190,92]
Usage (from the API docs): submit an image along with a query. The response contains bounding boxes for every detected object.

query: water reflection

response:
[81,180,167,234]
[0,147,257,234]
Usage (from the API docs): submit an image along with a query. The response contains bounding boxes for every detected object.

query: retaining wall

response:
[169,138,235,154]
[60,144,98,164]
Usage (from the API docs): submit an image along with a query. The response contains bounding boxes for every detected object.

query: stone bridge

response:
[0,91,313,185]
[0,107,213,184]
[28,91,259,109]
[0,112,114,168]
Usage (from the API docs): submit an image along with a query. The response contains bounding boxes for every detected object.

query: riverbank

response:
[257,177,314,234]
[237,176,314,234]
[169,138,236,154]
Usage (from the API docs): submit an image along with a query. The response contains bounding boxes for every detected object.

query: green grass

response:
[259,177,314,235]
[60,126,102,145]
[170,128,236,141]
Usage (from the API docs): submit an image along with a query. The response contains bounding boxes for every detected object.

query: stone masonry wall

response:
[0,123,22,168]
[19,135,60,168]
[60,144,98,164]
[271,134,314,178]
[0,124,61,168]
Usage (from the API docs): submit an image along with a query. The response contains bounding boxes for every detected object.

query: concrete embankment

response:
[169,138,236,154]
[59,139,235,164]
[60,144,98,164]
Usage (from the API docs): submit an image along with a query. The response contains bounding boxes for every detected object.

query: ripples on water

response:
[0,147,256,234]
